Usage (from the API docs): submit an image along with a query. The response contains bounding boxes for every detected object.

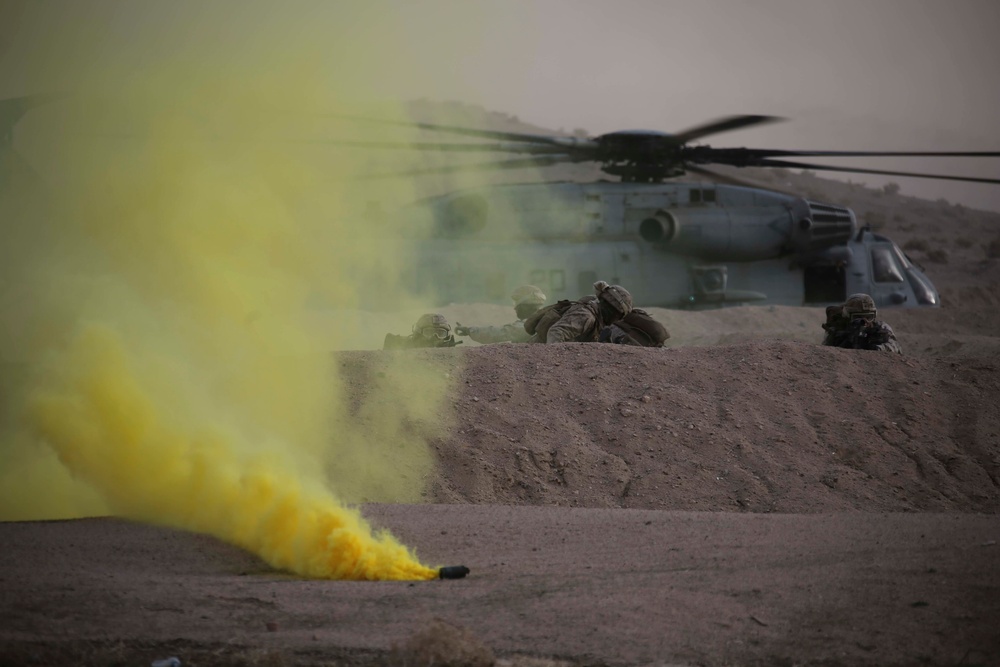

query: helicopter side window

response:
[688,188,716,204]
[871,246,904,283]
[443,195,488,236]
[527,269,566,293]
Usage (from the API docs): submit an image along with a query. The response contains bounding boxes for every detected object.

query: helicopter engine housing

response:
[638,210,678,243]
[787,199,857,254]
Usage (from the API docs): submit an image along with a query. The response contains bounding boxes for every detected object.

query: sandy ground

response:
[3,330,999,666]
[2,510,998,667]
[3,171,1000,665]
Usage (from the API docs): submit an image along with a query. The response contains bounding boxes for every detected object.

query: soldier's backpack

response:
[523,299,576,342]
[610,309,670,347]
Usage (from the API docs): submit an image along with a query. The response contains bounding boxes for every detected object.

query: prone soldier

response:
[821,293,902,353]
[454,285,546,344]
[384,313,462,350]
[525,280,633,344]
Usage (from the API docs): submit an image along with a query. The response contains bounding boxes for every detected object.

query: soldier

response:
[383,313,462,350]
[598,308,670,347]
[821,293,902,353]
[454,285,547,344]
[526,280,633,344]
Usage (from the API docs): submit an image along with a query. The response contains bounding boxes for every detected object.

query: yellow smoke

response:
[0,2,490,580]
[29,324,433,580]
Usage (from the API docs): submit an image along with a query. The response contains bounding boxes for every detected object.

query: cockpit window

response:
[891,244,912,268]
[871,246,905,283]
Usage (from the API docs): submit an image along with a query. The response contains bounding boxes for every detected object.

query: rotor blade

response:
[752,158,1000,185]
[756,149,1000,158]
[691,147,1000,163]
[302,139,570,154]
[673,115,784,144]
[325,113,573,146]
[685,164,805,198]
[352,154,575,180]
[683,164,783,190]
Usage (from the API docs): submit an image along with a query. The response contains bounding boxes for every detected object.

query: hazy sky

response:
[3,0,999,210]
[386,0,1000,210]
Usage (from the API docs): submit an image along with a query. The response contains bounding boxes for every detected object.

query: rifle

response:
[846,317,872,346]
[844,317,892,350]
[383,333,463,350]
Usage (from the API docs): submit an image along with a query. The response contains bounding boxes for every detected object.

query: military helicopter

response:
[5,95,998,310]
[334,112,1000,310]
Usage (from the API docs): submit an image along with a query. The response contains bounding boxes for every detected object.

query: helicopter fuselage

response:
[395,181,940,310]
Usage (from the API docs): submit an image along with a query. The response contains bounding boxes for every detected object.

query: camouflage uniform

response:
[545,281,633,344]
[599,308,670,347]
[464,321,536,344]
[384,313,462,350]
[456,285,546,344]
[821,293,902,353]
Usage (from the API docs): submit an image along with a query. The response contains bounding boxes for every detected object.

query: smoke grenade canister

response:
[438,565,470,579]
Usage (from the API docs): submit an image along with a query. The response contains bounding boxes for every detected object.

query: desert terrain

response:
[3,157,1000,666]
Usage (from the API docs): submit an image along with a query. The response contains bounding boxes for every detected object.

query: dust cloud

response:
[0,3,483,579]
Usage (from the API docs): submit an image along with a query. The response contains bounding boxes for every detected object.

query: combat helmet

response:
[413,313,452,341]
[594,280,633,317]
[842,293,877,321]
[510,285,547,307]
